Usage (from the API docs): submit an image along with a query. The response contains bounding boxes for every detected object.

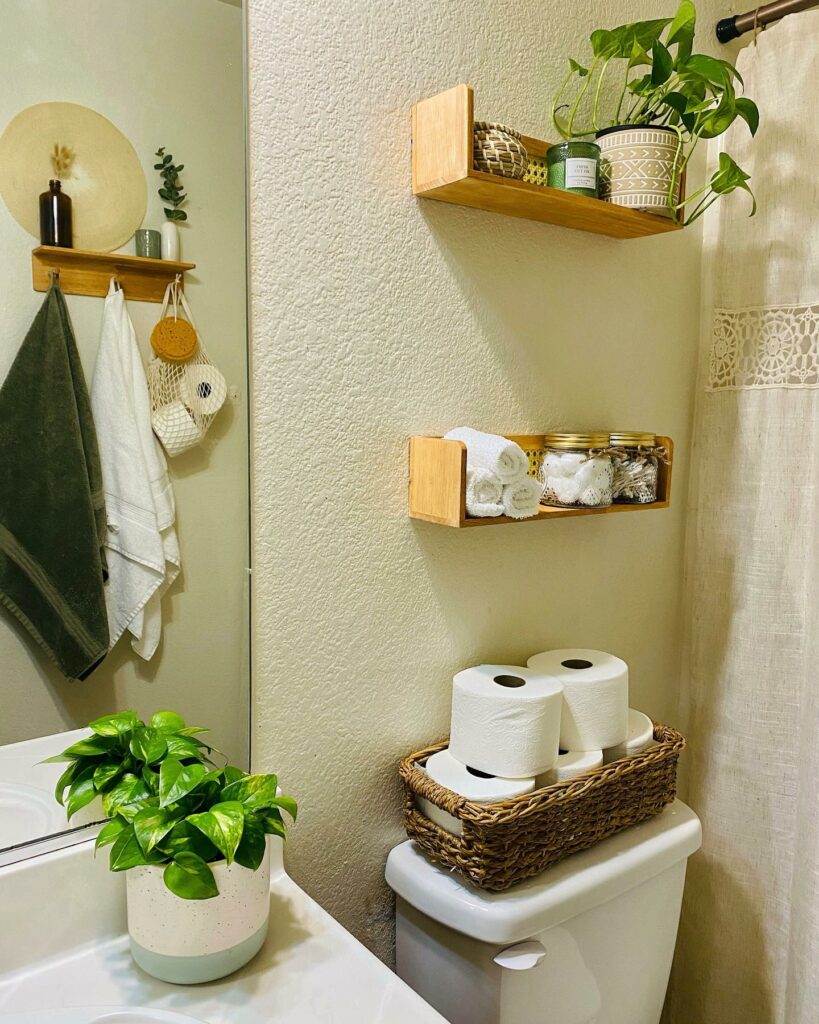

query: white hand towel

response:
[465,467,503,517]
[91,281,180,660]
[444,427,529,483]
[501,475,541,519]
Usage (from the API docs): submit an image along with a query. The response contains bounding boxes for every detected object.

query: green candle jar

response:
[546,141,600,198]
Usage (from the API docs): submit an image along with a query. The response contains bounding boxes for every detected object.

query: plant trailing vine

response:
[47,710,296,900]
[154,147,188,223]
[552,1,759,224]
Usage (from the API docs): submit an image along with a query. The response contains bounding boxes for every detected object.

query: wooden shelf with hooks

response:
[408,435,673,527]
[32,246,195,302]
[412,85,682,240]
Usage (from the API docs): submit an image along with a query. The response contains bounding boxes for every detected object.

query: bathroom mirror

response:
[0,0,249,864]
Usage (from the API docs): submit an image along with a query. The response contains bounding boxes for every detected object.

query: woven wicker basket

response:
[400,722,684,891]
[473,120,529,179]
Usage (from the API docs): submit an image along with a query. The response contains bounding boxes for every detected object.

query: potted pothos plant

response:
[48,710,296,985]
[552,1,759,223]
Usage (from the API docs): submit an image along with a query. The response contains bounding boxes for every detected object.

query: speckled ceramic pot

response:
[597,125,683,217]
[126,841,271,984]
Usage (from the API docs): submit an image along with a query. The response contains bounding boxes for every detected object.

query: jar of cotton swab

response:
[610,432,665,504]
[538,432,614,508]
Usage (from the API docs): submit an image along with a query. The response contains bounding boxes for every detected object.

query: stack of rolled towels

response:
[443,427,541,519]
[417,649,656,835]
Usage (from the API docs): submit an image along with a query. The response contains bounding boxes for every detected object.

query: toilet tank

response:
[386,800,701,1024]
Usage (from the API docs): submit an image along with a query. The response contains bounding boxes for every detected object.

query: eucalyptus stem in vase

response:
[154,147,188,260]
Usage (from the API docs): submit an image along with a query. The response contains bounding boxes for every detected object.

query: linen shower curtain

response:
[665,13,819,1024]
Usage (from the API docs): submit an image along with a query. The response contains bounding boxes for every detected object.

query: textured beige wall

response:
[249,0,727,961]
[0,0,249,764]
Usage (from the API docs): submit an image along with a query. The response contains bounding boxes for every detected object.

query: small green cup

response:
[135,229,161,259]
[546,141,600,198]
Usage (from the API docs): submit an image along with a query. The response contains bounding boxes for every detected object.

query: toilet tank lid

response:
[385,800,701,945]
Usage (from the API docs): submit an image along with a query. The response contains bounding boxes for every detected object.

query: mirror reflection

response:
[0,0,249,861]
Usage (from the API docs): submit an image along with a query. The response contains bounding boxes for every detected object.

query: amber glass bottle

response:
[39,179,73,247]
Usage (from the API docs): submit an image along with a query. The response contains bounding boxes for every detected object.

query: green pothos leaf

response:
[164,853,219,900]
[187,801,245,864]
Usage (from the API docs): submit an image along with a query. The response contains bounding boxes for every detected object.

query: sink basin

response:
[0,783,61,847]
[3,1010,205,1024]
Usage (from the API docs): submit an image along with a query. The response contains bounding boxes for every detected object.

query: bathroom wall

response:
[248,0,730,960]
[0,0,249,762]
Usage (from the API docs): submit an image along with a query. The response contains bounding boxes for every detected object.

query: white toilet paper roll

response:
[602,708,655,764]
[416,749,536,835]
[538,748,604,787]
[152,400,203,457]
[449,665,564,778]
[527,649,629,751]
[180,363,227,416]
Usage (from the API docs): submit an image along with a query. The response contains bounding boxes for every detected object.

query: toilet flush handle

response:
[493,940,547,971]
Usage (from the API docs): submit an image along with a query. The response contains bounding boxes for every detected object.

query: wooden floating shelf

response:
[412,85,682,240]
[408,435,673,528]
[32,246,196,303]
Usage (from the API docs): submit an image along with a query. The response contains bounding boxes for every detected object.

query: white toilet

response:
[386,799,701,1024]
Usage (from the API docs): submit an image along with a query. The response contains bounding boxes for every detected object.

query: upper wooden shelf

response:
[32,246,196,303]
[408,434,673,528]
[412,85,681,240]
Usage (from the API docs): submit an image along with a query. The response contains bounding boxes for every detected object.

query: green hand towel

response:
[0,285,109,679]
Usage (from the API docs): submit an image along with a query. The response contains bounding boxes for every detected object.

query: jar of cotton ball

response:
[610,432,663,504]
[538,433,614,508]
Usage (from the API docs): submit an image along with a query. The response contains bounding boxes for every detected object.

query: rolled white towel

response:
[444,427,528,483]
[465,467,503,518]
[501,475,541,519]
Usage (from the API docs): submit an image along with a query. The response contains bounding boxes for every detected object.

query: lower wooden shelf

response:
[408,434,673,528]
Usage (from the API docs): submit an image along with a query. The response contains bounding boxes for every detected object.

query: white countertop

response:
[0,839,446,1024]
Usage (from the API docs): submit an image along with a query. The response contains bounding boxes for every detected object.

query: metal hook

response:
[48,269,60,286]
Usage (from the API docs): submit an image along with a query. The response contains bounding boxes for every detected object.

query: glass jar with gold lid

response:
[610,431,660,504]
[538,432,614,508]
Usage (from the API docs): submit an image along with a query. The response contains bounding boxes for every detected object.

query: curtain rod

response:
[716,0,818,42]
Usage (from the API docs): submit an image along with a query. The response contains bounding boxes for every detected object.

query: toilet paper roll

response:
[449,665,564,778]
[602,709,655,764]
[416,749,536,835]
[180,363,227,416]
[527,649,629,752]
[152,400,203,457]
[537,748,604,787]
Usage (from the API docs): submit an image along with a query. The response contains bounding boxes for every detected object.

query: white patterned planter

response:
[126,841,271,984]
[597,125,683,218]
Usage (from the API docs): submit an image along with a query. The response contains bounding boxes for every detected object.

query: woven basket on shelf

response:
[399,721,685,892]
[473,120,529,179]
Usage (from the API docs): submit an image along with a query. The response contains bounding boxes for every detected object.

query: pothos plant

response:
[552,1,759,224]
[154,148,188,223]
[46,710,296,900]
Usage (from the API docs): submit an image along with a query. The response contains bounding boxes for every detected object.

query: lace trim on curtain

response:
[708,301,819,390]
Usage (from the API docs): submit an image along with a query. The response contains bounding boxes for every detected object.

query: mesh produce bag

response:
[147,280,227,458]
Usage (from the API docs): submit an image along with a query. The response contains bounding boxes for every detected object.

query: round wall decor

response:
[0,101,147,251]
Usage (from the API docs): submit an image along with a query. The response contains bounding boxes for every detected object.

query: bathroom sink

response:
[3,1010,204,1024]
[0,783,61,847]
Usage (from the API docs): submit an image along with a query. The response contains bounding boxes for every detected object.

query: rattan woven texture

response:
[400,722,684,891]
[522,153,549,187]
